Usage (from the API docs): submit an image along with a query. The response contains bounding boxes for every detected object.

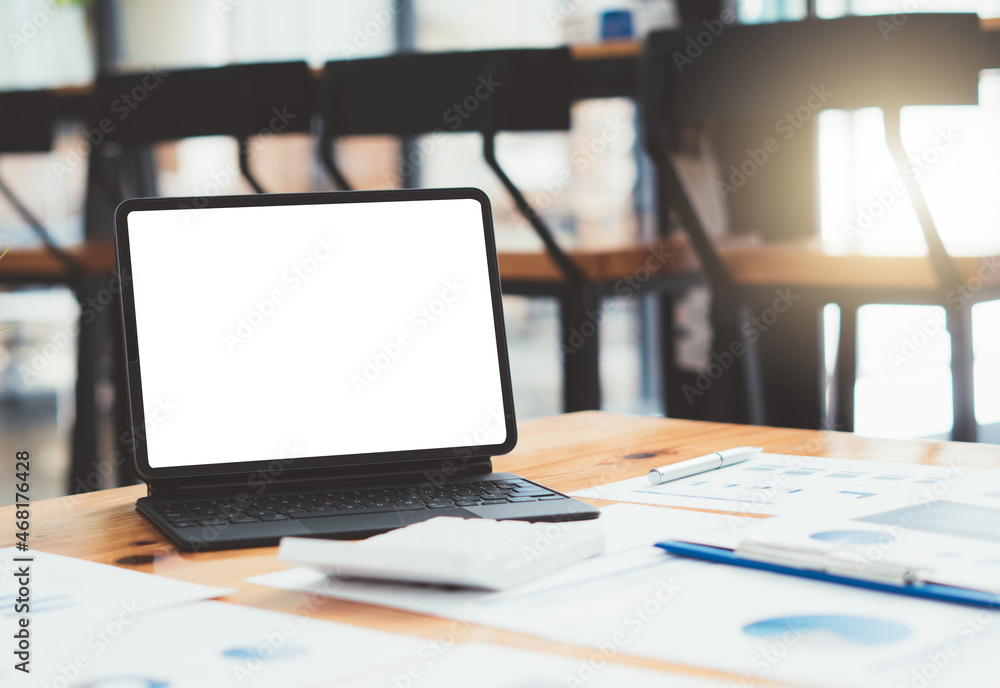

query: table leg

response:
[69,278,102,494]
[560,285,601,412]
[835,304,857,433]
[948,307,976,442]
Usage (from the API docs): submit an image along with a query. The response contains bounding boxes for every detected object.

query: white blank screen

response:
[126,198,508,469]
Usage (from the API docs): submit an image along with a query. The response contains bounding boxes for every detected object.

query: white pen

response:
[648,446,763,485]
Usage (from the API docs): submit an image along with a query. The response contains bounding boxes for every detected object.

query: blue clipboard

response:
[657,540,1000,609]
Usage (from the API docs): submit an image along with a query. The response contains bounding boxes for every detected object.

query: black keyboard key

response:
[260,514,290,521]
[198,519,226,526]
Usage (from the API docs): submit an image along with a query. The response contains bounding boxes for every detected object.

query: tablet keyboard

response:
[150,479,565,528]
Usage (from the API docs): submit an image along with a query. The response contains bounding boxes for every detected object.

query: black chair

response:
[0,89,84,280]
[93,61,316,197]
[0,88,125,492]
[641,13,997,439]
[318,49,609,411]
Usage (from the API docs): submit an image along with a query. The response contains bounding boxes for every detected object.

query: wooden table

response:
[4,411,999,684]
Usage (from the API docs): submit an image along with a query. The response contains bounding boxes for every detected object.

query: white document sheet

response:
[338,641,731,688]
[0,547,233,631]
[571,453,970,516]
[27,600,426,688]
[0,548,235,686]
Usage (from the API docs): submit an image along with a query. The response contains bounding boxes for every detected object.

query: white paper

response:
[0,547,233,631]
[337,641,730,688]
[0,548,234,686]
[28,600,425,688]
[571,453,970,516]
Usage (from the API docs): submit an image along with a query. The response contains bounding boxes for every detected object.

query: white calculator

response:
[278,516,605,590]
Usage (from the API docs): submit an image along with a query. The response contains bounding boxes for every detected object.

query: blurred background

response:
[2,0,1000,503]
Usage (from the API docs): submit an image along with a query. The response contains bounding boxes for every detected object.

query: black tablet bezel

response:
[114,187,517,482]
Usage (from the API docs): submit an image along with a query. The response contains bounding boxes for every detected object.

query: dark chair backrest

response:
[644,12,981,129]
[317,48,583,282]
[93,61,315,144]
[0,89,79,281]
[639,13,986,302]
[321,48,572,137]
[0,89,55,152]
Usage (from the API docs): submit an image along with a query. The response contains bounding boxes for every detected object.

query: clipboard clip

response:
[735,541,929,587]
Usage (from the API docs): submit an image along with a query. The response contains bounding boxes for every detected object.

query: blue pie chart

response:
[80,678,168,688]
[222,644,307,662]
[743,615,911,646]
[810,530,893,545]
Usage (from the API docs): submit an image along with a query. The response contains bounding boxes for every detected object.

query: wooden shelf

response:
[720,239,1000,291]
[0,241,117,280]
